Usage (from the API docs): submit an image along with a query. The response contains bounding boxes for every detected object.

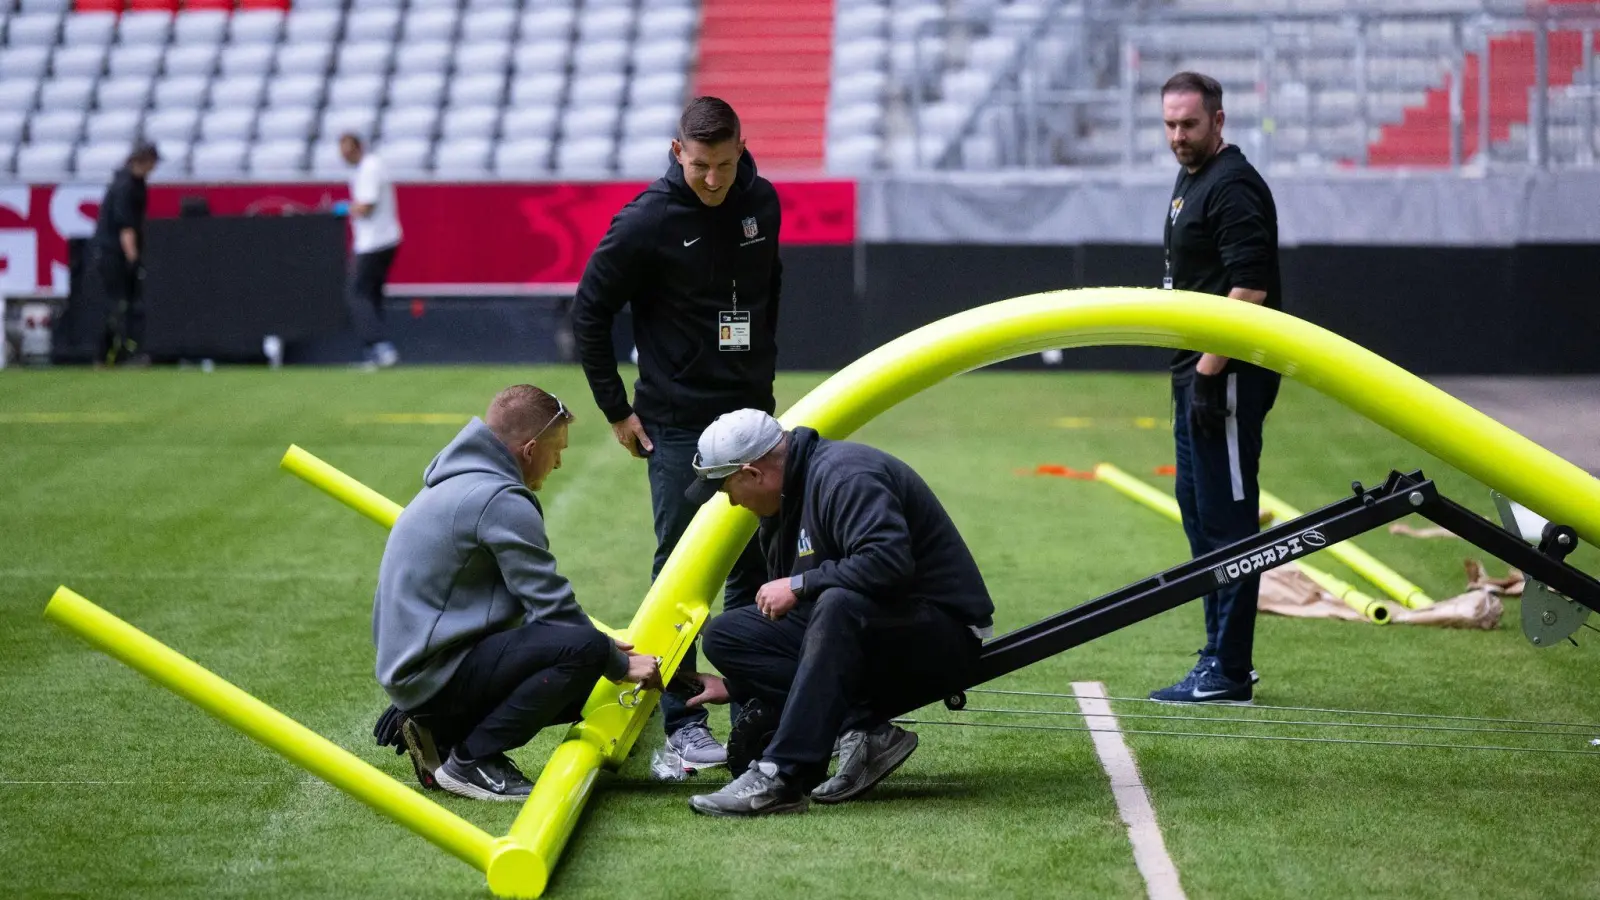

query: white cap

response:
[684,409,785,504]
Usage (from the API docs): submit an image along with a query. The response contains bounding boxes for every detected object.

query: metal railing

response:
[904,3,1600,172]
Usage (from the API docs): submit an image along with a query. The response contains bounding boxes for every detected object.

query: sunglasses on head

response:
[532,395,570,440]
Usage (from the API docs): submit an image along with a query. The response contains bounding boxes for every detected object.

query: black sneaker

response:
[1150,657,1253,704]
[810,723,919,805]
[401,717,446,791]
[725,698,780,777]
[688,761,809,817]
[435,751,534,802]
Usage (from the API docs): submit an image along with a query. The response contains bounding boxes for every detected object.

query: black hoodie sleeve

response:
[573,197,653,424]
[1211,176,1274,293]
[799,472,915,601]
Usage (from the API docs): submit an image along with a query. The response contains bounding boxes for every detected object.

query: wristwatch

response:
[789,573,805,597]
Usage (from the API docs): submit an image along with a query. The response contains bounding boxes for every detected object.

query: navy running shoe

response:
[1150,656,1253,704]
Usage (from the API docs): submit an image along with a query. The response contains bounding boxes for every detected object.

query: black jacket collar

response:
[663,148,760,209]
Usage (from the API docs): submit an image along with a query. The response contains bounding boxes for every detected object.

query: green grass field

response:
[3,366,1599,899]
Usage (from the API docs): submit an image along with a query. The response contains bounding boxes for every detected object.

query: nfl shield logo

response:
[742,217,759,239]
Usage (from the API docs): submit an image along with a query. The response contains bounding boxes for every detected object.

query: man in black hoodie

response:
[572,97,783,768]
[89,139,159,366]
[677,410,995,817]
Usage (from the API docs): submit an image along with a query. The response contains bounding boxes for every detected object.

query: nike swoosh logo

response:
[477,767,505,793]
[683,237,701,247]
[1191,689,1233,699]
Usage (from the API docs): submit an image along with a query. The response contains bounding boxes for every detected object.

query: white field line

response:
[1072,681,1188,900]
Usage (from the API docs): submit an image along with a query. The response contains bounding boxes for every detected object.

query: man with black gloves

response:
[572,97,782,769]
[1151,71,1282,705]
[372,384,661,801]
[677,410,995,817]
[89,139,159,366]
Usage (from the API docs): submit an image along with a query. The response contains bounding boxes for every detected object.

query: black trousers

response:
[642,420,767,736]
[702,587,981,786]
[407,621,613,761]
[1172,367,1280,679]
[345,244,398,346]
[93,247,141,363]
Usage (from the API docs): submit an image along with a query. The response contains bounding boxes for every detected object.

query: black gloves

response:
[1188,372,1229,439]
[373,703,407,756]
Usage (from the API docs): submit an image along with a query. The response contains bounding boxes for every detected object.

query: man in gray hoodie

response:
[373,384,661,801]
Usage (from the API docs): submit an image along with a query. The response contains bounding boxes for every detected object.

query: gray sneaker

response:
[688,761,809,818]
[810,724,918,805]
[667,723,728,768]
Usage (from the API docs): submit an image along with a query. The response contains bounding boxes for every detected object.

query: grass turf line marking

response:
[1073,681,1187,900]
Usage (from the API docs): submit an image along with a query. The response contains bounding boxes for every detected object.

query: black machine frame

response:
[914,470,1600,714]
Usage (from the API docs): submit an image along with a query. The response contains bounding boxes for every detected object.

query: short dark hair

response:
[338,132,364,148]
[1161,71,1224,115]
[127,139,160,165]
[486,384,572,446]
[679,97,741,145]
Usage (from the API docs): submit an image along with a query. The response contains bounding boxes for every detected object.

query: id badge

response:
[718,310,751,352]
[1162,276,1174,290]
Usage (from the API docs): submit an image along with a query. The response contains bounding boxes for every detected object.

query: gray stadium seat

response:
[267,75,325,108]
[51,46,107,78]
[617,140,669,177]
[309,139,347,178]
[215,44,271,77]
[639,7,696,40]
[392,40,452,75]
[832,71,887,106]
[117,11,173,46]
[379,137,432,176]
[493,137,553,176]
[501,105,559,139]
[0,80,37,112]
[37,77,94,110]
[257,107,316,141]
[344,8,401,43]
[283,10,341,45]
[190,139,250,179]
[143,108,199,143]
[28,110,84,143]
[562,106,618,140]
[388,72,446,105]
[460,8,516,43]
[572,40,630,74]
[19,0,70,13]
[633,39,691,73]
[228,10,285,44]
[628,72,686,107]
[410,0,462,10]
[85,109,141,144]
[467,0,518,11]
[210,75,267,109]
[379,105,438,140]
[0,111,27,144]
[7,14,62,47]
[440,105,499,139]
[447,72,506,107]
[836,6,888,38]
[401,9,460,43]
[174,10,229,45]
[834,39,889,74]
[941,69,992,105]
[434,137,493,176]
[153,76,209,109]
[319,106,379,142]
[95,75,154,111]
[453,40,512,75]
[15,141,73,180]
[151,140,190,173]
[828,103,882,138]
[166,44,222,77]
[275,43,334,76]
[569,73,626,106]
[577,8,633,41]
[512,41,570,75]
[249,139,308,176]
[200,108,257,141]
[622,104,678,140]
[108,45,164,78]
[509,74,565,107]
[336,42,394,76]
[1,47,51,80]
[519,8,575,42]
[556,136,615,175]
[328,74,386,108]
[62,12,117,47]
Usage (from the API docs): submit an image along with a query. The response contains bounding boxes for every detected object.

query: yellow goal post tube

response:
[498,288,1600,897]
[1092,462,1394,624]
[1257,488,1434,609]
[281,444,404,529]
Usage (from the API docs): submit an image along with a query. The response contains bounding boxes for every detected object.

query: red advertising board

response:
[0,179,856,295]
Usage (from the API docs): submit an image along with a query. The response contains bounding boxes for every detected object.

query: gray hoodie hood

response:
[372,417,627,709]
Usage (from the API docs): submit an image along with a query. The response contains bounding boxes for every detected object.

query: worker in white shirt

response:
[339,133,403,369]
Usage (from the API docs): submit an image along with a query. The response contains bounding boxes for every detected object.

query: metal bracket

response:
[1491,491,1590,648]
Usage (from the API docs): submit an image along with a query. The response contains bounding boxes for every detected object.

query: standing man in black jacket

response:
[572,97,782,769]
[1150,72,1282,705]
[676,410,995,817]
[90,139,159,366]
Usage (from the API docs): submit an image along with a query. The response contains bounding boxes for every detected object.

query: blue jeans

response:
[643,421,767,736]
[1172,367,1279,679]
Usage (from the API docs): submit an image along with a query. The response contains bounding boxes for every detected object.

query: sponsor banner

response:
[0,179,856,295]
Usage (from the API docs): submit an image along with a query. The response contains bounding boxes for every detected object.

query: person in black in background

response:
[90,139,159,366]
[1149,71,1283,705]
[571,97,783,769]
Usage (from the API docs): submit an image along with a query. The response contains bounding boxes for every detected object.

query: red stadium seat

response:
[74,0,125,12]
[182,0,236,9]
[236,0,290,9]
[126,0,180,10]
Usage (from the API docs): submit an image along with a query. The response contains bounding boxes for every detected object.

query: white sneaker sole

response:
[435,767,530,803]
